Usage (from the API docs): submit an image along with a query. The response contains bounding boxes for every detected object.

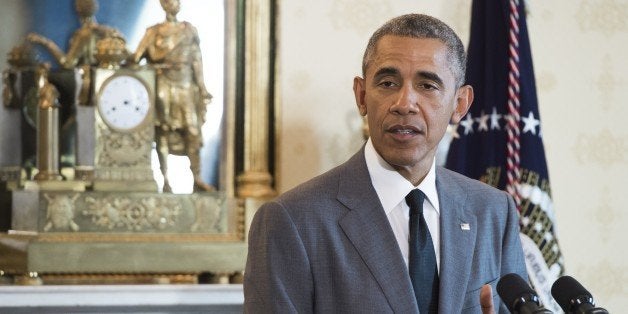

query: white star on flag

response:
[522,111,540,135]
[460,113,474,135]
[490,107,502,130]
[475,111,489,132]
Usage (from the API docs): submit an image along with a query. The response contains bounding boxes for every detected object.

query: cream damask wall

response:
[276,0,627,311]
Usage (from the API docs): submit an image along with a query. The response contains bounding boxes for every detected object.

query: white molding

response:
[0,284,243,307]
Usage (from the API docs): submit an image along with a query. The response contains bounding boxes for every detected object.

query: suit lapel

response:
[337,150,419,313]
[436,168,477,313]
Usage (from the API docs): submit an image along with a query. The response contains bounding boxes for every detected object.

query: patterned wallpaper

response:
[277,0,628,310]
[529,1,628,308]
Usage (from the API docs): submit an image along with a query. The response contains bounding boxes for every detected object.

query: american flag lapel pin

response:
[460,223,470,231]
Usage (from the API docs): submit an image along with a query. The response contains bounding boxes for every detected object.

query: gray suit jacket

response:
[244,148,527,313]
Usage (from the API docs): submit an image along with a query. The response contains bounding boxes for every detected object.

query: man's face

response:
[353,35,472,182]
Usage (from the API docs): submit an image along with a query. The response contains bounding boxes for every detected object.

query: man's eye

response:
[378,81,397,88]
[420,83,438,90]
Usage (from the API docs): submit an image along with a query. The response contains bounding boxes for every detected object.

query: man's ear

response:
[450,85,474,124]
[353,76,367,116]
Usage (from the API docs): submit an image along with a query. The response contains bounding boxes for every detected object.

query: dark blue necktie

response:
[406,189,439,313]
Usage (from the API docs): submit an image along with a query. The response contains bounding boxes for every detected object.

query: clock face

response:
[98,75,151,131]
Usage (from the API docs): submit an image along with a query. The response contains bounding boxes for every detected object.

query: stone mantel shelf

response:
[0,283,244,313]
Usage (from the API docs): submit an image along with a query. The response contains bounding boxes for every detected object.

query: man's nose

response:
[389,84,419,115]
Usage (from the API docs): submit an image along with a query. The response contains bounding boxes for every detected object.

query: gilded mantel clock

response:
[75,67,157,191]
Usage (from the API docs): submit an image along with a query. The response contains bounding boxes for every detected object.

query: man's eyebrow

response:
[417,71,444,87]
[372,67,399,79]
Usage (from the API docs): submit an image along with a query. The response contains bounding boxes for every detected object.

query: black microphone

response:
[496,273,552,314]
[551,275,609,314]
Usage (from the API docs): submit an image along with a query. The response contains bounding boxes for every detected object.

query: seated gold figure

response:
[26,0,123,105]
[27,0,121,68]
[132,0,213,193]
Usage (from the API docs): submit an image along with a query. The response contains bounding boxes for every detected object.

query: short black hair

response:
[362,14,466,87]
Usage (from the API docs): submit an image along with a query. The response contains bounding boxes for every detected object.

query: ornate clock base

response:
[1,189,248,283]
[0,233,246,285]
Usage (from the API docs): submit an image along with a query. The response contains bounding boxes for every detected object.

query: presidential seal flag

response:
[445,0,564,310]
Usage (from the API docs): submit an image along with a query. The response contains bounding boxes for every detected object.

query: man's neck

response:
[391,160,432,187]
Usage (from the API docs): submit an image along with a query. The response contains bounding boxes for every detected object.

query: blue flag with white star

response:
[445,0,564,310]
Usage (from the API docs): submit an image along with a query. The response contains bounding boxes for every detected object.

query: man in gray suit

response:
[244,13,527,313]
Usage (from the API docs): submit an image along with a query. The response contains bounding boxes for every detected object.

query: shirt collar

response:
[364,138,440,214]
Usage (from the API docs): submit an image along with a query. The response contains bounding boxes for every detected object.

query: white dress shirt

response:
[364,139,441,272]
